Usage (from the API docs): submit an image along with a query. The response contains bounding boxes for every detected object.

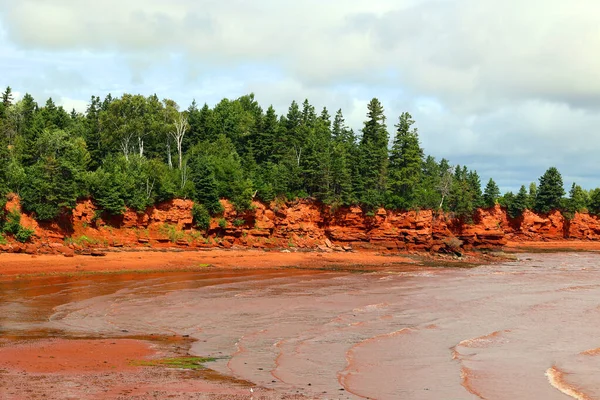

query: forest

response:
[0,86,598,239]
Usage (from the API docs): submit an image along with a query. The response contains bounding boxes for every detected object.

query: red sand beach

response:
[2,246,600,399]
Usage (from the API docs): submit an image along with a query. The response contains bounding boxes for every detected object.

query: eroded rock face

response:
[3,196,600,254]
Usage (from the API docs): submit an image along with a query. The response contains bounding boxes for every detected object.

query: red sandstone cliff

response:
[2,196,600,255]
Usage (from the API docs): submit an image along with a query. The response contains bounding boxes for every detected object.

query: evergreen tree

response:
[84,96,103,168]
[387,112,423,209]
[20,130,89,220]
[535,167,565,213]
[448,166,475,220]
[467,170,483,208]
[508,185,528,218]
[357,98,389,209]
[189,161,222,215]
[254,105,278,164]
[564,183,588,217]
[483,178,500,208]
[414,155,442,209]
[329,109,355,205]
[527,182,537,209]
[589,188,600,215]
[1,86,14,117]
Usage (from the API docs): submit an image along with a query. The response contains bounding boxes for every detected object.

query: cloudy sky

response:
[1,0,599,192]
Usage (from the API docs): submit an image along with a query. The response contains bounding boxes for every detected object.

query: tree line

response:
[0,86,597,232]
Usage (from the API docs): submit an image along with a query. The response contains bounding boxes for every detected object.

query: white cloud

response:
[58,97,88,113]
[1,0,600,190]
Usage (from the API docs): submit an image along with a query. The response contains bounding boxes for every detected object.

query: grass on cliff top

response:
[131,356,217,370]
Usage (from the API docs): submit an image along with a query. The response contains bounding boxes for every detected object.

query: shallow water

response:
[2,253,600,399]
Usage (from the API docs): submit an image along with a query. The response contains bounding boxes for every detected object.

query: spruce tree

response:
[387,112,423,209]
[508,185,528,218]
[189,161,222,215]
[483,178,500,208]
[467,170,483,208]
[565,183,588,216]
[527,182,537,209]
[357,98,389,209]
[589,188,600,215]
[534,167,565,213]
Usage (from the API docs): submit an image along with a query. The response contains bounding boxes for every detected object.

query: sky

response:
[1,0,599,193]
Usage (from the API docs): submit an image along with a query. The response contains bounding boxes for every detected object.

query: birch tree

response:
[169,112,189,169]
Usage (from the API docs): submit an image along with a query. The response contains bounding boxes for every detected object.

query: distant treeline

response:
[0,86,597,232]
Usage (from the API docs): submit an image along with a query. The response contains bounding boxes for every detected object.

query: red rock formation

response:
[3,196,600,255]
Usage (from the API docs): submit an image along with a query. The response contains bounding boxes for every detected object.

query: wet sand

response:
[0,249,416,281]
[3,250,600,398]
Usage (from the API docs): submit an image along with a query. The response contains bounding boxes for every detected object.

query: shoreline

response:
[3,240,596,281]
[0,246,512,282]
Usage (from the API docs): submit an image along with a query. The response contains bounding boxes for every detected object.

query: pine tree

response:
[387,112,423,210]
[535,167,565,213]
[483,178,500,208]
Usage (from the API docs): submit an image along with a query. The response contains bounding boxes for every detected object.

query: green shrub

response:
[218,218,227,229]
[14,227,34,243]
[233,218,245,227]
[3,208,21,235]
[2,208,35,243]
[159,223,184,243]
[192,203,211,231]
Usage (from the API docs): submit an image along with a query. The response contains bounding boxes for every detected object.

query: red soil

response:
[0,249,416,281]
[0,339,153,373]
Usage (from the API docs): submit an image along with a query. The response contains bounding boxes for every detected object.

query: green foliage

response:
[192,203,211,231]
[2,208,34,243]
[357,98,389,209]
[508,185,528,218]
[233,218,245,227]
[527,182,537,209]
[534,167,565,214]
[498,191,514,209]
[569,183,588,213]
[20,130,89,220]
[3,208,21,234]
[14,226,34,243]
[218,218,227,229]
[159,223,184,243]
[131,356,216,370]
[589,188,600,215]
[483,178,500,208]
[188,159,223,215]
[0,88,592,226]
[387,112,424,210]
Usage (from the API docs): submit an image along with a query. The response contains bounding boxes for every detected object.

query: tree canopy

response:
[0,87,588,226]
